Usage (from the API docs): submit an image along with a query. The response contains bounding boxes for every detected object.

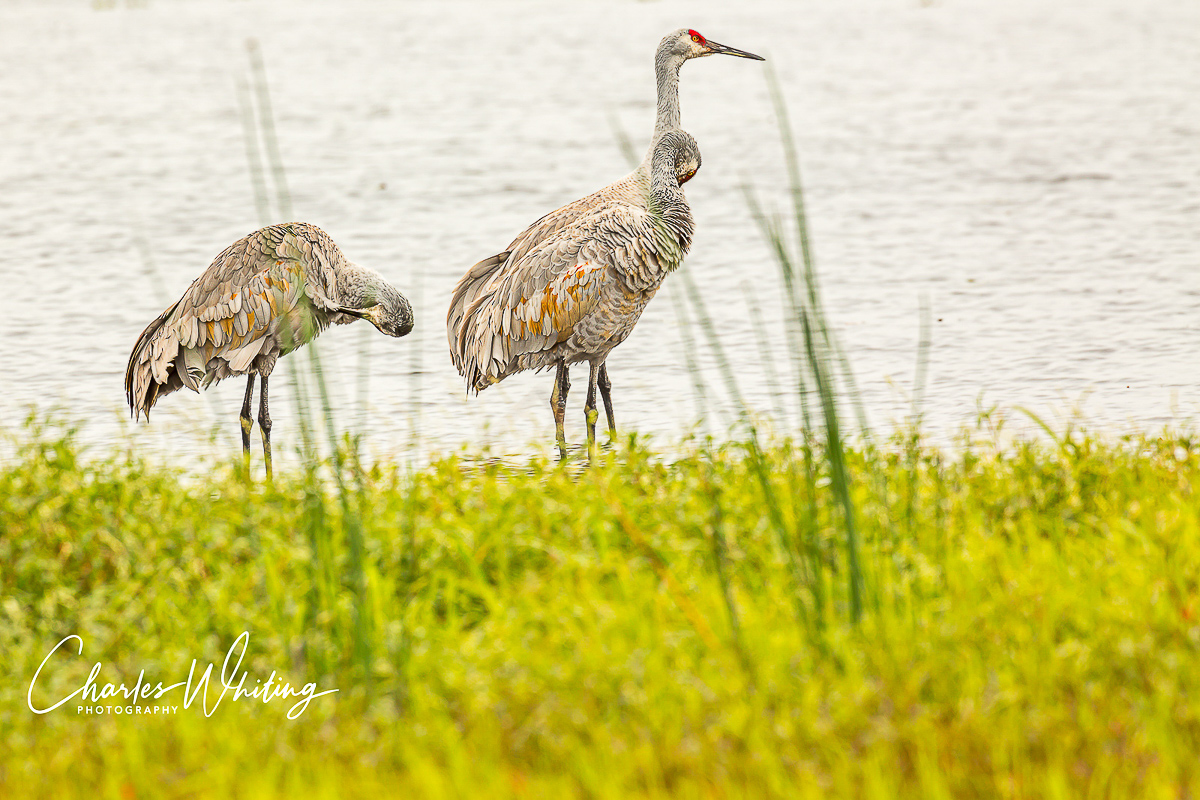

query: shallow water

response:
[1,0,1197,463]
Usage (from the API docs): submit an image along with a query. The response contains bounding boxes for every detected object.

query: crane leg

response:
[258,375,273,480]
[239,375,256,467]
[550,362,570,459]
[597,364,617,440]
[585,361,601,456]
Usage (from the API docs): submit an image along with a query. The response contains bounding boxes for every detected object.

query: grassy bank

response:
[2,420,1199,798]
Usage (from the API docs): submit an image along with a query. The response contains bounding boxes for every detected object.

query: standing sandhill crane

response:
[126,222,414,476]
[447,29,763,455]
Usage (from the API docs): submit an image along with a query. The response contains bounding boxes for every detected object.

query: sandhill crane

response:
[126,222,413,476]
[447,29,763,455]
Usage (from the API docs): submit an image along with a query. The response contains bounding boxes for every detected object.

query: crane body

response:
[126,222,413,475]
[448,29,763,454]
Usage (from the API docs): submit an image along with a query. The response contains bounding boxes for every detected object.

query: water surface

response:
[2,0,1197,462]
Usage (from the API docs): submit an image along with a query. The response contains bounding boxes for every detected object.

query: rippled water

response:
[2,0,1197,462]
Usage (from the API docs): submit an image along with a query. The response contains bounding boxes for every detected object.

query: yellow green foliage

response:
[2,422,1199,798]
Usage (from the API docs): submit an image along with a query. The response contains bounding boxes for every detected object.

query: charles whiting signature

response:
[27,632,338,720]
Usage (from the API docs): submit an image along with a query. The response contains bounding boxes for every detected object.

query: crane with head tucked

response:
[447,29,764,455]
[126,222,414,476]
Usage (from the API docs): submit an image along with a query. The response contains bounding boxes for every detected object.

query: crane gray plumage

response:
[126,222,413,476]
[447,28,763,454]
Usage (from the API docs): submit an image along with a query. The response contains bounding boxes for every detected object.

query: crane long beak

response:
[705,40,765,61]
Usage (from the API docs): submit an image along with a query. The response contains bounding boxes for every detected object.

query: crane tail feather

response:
[126,301,184,422]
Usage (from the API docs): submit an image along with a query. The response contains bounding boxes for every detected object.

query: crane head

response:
[676,142,702,186]
[338,279,414,338]
[655,130,702,185]
[666,28,765,63]
[370,288,415,338]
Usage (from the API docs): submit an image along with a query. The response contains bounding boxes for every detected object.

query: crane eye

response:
[691,34,701,43]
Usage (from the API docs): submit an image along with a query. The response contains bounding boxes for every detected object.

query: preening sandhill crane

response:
[447,29,763,455]
[126,222,413,476]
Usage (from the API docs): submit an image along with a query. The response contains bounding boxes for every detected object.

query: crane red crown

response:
[687,29,707,44]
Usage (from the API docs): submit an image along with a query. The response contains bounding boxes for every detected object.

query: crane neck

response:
[653,53,684,138]
[336,262,391,309]
[648,139,694,262]
[640,51,686,171]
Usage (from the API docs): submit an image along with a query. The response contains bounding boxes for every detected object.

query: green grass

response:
[3,418,1199,798]
[8,47,1193,799]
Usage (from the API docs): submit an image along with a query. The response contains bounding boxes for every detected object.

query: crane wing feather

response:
[126,223,346,420]
[450,195,661,390]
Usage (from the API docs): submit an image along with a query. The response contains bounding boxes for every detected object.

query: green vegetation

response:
[3,418,1199,798]
[6,44,1194,799]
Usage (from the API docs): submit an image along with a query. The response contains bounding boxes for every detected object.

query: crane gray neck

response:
[342,260,410,317]
[639,49,686,171]
[653,50,684,139]
[337,262,394,309]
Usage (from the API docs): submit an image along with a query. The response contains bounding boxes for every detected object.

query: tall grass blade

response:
[407,269,426,456]
[607,110,640,170]
[742,186,813,433]
[356,323,372,434]
[235,75,271,227]
[912,294,932,425]
[678,267,819,634]
[679,269,749,427]
[666,284,713,437]
[754,68,865,623]
[246,38,292,221]
[739,280,788,427]
[238,42,373,679]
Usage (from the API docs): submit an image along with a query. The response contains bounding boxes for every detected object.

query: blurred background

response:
[1,0,1197,462]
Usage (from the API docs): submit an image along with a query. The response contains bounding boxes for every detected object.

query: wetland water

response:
[1,0,1197,461]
